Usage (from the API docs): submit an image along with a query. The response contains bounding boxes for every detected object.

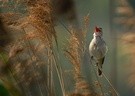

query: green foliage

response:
[0,82,9,96]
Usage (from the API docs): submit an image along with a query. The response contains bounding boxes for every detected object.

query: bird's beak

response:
[94,26,99,33]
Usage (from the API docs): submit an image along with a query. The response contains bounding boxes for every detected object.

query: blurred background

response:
[0,0,135,96]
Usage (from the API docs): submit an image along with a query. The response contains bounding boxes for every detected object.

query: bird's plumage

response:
[89,27,108,76]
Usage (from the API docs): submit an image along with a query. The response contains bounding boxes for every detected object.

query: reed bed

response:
[0,0,119,96]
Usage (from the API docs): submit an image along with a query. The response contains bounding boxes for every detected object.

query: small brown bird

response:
[89,26,108,76]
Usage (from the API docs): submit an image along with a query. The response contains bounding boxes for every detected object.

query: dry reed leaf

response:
[0,12,23,25]
[76,81,89,90]
[24,31,39,40]
[9,44,24,58]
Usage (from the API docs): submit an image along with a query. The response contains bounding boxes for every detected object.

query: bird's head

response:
[94,26,103,36]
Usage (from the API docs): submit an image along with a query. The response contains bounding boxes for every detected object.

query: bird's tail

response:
[97,58,104,77]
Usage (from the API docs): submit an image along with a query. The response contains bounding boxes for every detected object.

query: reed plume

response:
[0,0,59,95]
[64,14,99,96]
[0,0,111,96]
[116,0,135,91]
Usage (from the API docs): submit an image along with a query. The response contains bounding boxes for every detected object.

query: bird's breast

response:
[89,38,107,59]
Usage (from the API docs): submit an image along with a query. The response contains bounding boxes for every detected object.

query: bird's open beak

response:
[94,26,99,33]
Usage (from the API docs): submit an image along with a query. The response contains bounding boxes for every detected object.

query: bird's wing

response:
[102,57,105,65]
[98,39,108,57]
[94,44,107,60]
[102,45,108,54]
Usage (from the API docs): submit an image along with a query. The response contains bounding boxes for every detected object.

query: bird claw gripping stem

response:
[95,63,98,67]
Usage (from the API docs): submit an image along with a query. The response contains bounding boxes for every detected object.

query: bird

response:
[89,26,108,76]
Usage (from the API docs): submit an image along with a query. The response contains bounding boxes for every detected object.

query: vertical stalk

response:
[47,50,50,96]
[22,28,44,96]
[52,53,66,96]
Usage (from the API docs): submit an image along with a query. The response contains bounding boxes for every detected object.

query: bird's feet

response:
[91,56,98,66]
[95,63,98,66]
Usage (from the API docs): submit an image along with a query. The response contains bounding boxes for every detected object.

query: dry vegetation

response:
[116,0,135,91]
[0,0,119,96]
[64,15,99,95]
